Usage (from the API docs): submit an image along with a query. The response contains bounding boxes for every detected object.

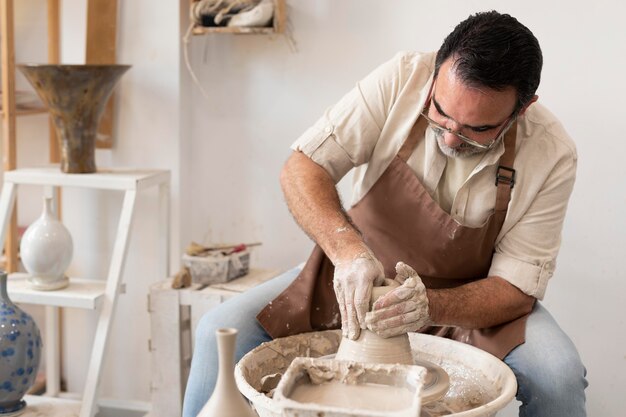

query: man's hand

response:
[365,262,432,338]
[333,251,385,340]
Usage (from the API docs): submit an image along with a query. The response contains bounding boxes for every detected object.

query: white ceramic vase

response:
[20,197,73,290]
[197,328,257,417]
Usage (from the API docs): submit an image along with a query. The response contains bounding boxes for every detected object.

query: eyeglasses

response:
[420,97,516,150]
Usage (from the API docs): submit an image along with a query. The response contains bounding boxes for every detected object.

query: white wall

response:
[6,0,625,415]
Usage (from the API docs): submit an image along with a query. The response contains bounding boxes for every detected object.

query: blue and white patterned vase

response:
[0,271,41,415]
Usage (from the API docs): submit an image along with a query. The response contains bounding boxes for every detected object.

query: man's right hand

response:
[280,152,387,339]
[333,250,386,340]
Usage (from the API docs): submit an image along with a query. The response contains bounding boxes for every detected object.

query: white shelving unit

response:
[19,395,80,417]
[8,274,105,309]
[0,166,170,417]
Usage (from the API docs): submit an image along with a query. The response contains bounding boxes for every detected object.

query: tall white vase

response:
[20,197,73,290]
[198,328,257,417]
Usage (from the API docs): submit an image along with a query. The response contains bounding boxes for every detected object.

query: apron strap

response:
[397,114,518,214]
[494,122,518,213]
[398,116,428,162]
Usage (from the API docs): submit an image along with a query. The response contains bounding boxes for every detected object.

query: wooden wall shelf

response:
[191,0,285,35]
[192,26,275,35]
[0,105,47,117]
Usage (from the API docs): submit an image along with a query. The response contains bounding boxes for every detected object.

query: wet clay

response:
[335,280,414,365]
[273,357,425,417]
[335,324,414,365]
[291,380,414,412]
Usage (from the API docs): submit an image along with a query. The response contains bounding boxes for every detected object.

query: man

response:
[183,11,587,417]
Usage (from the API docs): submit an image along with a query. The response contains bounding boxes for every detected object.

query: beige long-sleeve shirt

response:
[291,51,577,300]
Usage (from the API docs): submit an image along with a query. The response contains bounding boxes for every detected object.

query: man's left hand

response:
[365,262,432,338]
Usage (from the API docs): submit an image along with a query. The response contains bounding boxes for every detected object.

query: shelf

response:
[0,91,47,116]
[207,268,281,292]
[191,0,285,35]
[152,268,282,306]
[0,104,48,117]
[7,273,105,309]
[21,395,80,417]
[4,166,170,191]
[0,165,170,417]
[192,25,275,35]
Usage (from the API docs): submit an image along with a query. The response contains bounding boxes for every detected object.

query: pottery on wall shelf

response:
[20,197,73,291]
[17,64,130,174]
[0,271,42,415]
[197,328,257,417]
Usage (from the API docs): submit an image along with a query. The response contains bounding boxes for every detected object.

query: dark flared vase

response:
[0,271,41,414]
[18,64,130,174]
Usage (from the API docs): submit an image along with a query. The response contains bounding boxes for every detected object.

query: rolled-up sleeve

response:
[291,53,409,183]
[489,143,577,299]
[489,253,556,300]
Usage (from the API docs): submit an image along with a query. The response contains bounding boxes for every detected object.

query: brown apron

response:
[257,116,530,359]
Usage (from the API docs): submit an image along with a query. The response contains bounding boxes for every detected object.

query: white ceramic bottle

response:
[20,197,73,290]
[197,328,257,417]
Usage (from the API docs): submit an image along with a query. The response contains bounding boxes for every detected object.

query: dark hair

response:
[435,11,543,112]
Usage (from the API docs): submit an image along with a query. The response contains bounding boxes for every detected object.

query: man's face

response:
[427,58,518,158]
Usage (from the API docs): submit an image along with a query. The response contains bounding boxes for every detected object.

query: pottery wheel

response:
[414,359,450,404]
[320,354,449,404]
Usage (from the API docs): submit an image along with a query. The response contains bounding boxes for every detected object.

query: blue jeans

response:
[182,268,587,417]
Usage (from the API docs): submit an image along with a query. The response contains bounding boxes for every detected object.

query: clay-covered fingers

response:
[346,299,362,340]
[333,280,349,338]
[332,251,386,339]
[372,277,419,310]
[353,281,373,330]
[365,264,431,339]
[343,283,370,339]
[333,280,364,339]
[366,297,425,323]
[393,261,419,285]
[365,309,428,338]
[365,296,428,336]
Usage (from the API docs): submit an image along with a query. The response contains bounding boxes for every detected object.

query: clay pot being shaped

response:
[20,197,73,291]
[0,271,42,414]
[197,328,257,417]
[17,64,130,173]
[335,279,414,365]
[334,280,451,405]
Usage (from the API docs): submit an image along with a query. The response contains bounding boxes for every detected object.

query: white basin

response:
[235,330,516,417]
